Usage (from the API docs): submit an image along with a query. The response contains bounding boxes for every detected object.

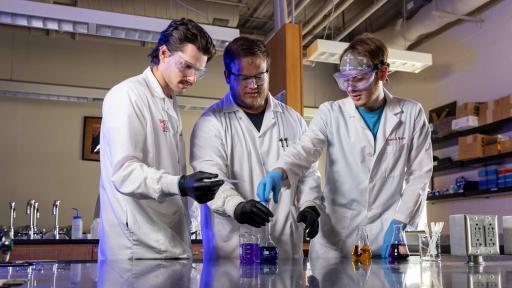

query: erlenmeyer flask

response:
[259,202,278,264]
[388,224,410,263]
[352,226,372,266]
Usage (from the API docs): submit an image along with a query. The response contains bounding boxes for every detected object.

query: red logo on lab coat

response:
[159,119,170,133]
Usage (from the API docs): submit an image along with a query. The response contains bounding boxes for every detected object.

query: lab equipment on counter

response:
[352,226,372,265]
[419,234,441,262]
[449,214,499,265]
[388,224,410,263]
[423,222,444,262]
[52,200,60,239]
[259,203,278,264]
[0,236,13,262]
[240,230,259,265]
[71,208,83,240]
[8,202,15,239]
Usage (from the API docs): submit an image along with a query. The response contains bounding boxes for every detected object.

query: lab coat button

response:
[366,153,372,157]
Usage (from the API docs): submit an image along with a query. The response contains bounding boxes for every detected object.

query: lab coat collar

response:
[143,67,176,100]
[221,91,283,114]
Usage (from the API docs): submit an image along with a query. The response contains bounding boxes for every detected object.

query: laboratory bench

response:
[2,255,512,287]
[7,240,308,261]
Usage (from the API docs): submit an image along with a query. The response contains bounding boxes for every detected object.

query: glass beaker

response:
[387,225,409,263]
[240,231,260,265]
[352,226,372,265]
[259,203,278,264]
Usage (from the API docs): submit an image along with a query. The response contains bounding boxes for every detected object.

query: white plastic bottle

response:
[72,208,83,240]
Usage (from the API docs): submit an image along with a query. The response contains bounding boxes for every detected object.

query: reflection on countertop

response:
[1,255,512,287]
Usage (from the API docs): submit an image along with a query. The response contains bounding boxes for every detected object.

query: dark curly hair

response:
[148,18,216,65]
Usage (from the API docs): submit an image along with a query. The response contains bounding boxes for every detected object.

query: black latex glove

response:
[178,171,224,204]
[297,206,320,239]
[233,200,273,228]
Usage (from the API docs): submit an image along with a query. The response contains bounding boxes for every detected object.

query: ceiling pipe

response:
[302,0,341,35]
[302,0,354,45]
[333,0,389,41]
[288,0,312,22]
[273,0,288,32]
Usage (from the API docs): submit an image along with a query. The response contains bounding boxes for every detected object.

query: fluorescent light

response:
[0,0,239,50]
[306,39,432,73]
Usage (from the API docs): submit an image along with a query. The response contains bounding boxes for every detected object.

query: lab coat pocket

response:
[383,142,406,178]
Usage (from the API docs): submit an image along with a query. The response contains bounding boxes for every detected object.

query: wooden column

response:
[266,23,303,115]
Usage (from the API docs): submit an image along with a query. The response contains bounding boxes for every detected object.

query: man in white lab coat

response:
[99,18,224,259]
[258,33,433,258]
[190,36,323,259]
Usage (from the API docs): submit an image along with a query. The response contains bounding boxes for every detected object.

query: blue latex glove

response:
[256,171,284,203]
[381,219,407,258]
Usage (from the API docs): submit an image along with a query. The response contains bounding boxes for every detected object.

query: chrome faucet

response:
[52,200,60,239]
[33,201,40,237]
[25,200,35,239]
[8,202,15,239]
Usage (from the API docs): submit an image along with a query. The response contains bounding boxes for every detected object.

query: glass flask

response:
[387,224,410,263]
[351,226,372,266]
[240,230,260,265]
[259,203,278,264]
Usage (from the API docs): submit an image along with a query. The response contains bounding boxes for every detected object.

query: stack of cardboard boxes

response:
[479,94,512,125]
[457,95,512,160]
[452,102,482,131]
[459,134,498,160]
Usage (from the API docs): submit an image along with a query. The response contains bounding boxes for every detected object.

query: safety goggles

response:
[228,70,268,86]
[333,52,386,91]
[172,53,208,81]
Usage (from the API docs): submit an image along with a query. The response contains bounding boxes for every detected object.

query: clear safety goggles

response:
[172,53,208,81]
[333,68,376,91]
[228,70,269,86]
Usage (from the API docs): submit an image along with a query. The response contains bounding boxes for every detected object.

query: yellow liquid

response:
[352,244,372,265]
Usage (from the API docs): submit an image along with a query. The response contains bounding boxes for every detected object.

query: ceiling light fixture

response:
[0,0,239,50]
[306,39,432,73]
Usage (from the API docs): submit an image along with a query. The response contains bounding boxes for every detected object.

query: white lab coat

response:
[190,92,322,259]
[276,89,433,257]
[99,67,191,259]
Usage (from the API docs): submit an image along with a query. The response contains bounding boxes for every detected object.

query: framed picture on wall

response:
[82,116,102,162]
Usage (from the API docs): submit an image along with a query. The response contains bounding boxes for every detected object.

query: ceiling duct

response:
[0,0,239,50]
[374,0,490,50]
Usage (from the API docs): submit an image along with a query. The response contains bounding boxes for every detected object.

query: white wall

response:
[386,0,512,234]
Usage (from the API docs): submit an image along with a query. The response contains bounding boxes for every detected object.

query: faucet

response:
[25,200,35,239]
[33,201,40,237]
[52,200,60,239]
[8,202,15,239]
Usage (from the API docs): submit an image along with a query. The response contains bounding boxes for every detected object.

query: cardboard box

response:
[501,139,512,153]
[456,102,484,118]
[458,134,499,160]
[479,101,495,125]
[483,143,500,157]
[452,116,479,131]
[493,95,512,121]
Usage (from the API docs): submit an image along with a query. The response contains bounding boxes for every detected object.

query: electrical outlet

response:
[470,219,485,248]
[450,214,500,256]
[484,216,497,248]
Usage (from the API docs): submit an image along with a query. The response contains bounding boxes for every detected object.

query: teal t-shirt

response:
[357,102,386,142]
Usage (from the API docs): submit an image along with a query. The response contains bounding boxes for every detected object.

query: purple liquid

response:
[260,246,278,264]
[388,243,409,263]
[240,243,260,265]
